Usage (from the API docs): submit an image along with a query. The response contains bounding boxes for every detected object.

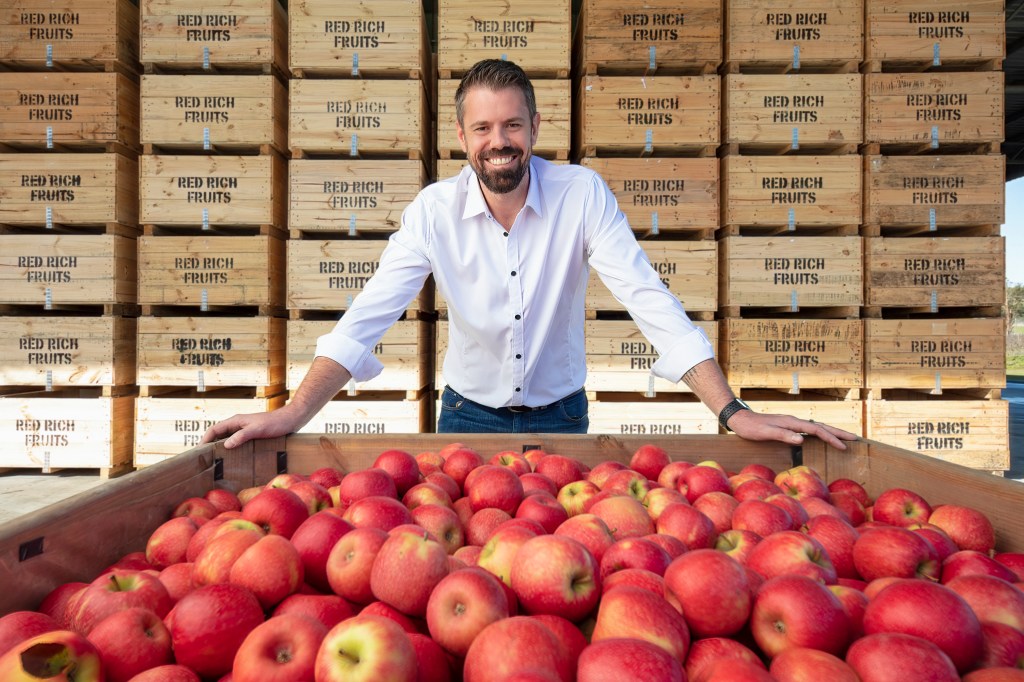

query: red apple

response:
[684,637,767,682]
[655,461,693,491]
[946,574,1024,630]
[466,465,524,514]
[602,568,665,597]
[872,488,932,528]
[360,601,420,633]
[769,647,859,681]
[326,526,389,604]
[289,511,353,592]
[489,451,532,476]
[89,607,173,682]
[928,504,996,554]
[159,562,196,604]
[731,499,793,537]
[39,582,87,630]
[715,528,762,565]
[863,578,983,673]
[515,492,569,534]
[534,455,585,491]
[479,524,541,586]
[553,513,617,565]
[0,611,59,658]
[804,515,860,580]
[599,537,671,581]
[272,593,355,630]
[126,664,201,681]
[585,460,626,488]
[173,497,218,526]
[774,466,830,502]
[746,530,837,584]
[531,614,588,674]
[466,507,513,546]
[286,480,333,515]
[0,630,102,681]
[751,574,849,657]
[169,584,265,679]
[520,472,559,498]
[192,527,263,587]
[577,638,683,682]
[943,550,1020,583]
[557,480,601,517]
[663,548,750,637]
[996,553,1024,581]
[828,478,870,506]
[426,472,462,503]
[231,613,326,682]
[241,488,309,538]
[308,467,344,490]
[765,493,809,529]
[602,469,652,503]
[645,533,688,559]
[692,491,739,534]
[343,495,414,532]
[643,487,687,522]
[846,633,959,682]
[655,502,716,549]
[315,615,416,682]
[852,526,940,581]
[71,570,174,635]
[204,488,240,514]
[591,585,690,662]
[830,491,867,526]
[977,621,1024,669]
[373,449,422,496]
[442,447,485,494]
[426,567,510,657]
[453,545,483,566]
[145,517,199,570]
[511,535,601,622]
[733,477,784,502]
[681,465,731,503]
[629,444,670,481]
[408,632,451,682]
[412,504,465,555]
[229,533,304,609]
[402,483,453,511]
[911,525,960,564]
[416,451,446,477]
[337,468,398,506]
[696,658,775,681]
[463,617,571,682]
[370,527,449,617]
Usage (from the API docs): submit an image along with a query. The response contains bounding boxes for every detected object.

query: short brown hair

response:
[455,59,537,127]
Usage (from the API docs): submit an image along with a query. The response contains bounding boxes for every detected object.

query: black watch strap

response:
[718,398,751,432]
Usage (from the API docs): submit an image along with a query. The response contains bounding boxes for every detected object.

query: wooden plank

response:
[587,241,718,314]
[0,153,137,226]
[299,393,431,436]
[0,316,135,388]
[288,319,430,393]
[437,0,571,77]
[437,79,570,158]
[723,155,861,227]
[140,154,286,228]
[748,399,864,436]
[721,318,864,390]
[289,0,429,78]
[0,0,139,70]
[865,318,1006,390]
[865,0,1005,66]
[864,236,1005,308]
[580,158,719,234]
[865,73,1004,146]
[724,73,862,146]
[725,0,863,66]
[140,74,285,150]
[136,315,285,389]
[864,154,1005,227]
[288,160,426,234]
[0,234,137,306]
[577,0,721,74]
[866,399,1010,471]
[588,398,719,436]
[719,235,862,308]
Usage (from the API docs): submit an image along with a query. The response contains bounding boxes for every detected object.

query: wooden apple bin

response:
[2,434,1023,615]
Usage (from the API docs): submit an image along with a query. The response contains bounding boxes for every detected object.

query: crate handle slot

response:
[19,537,44,562]
[277,451,288,475]
[521,444,541,453]
[214,457,224,481]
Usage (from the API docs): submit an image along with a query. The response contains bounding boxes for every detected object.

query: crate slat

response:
[588,398,719,435]
[748,399,864,436]
[301,393,431,435]
[725,0,863,68]
[865,0,1005,67]
[586,241,718,314]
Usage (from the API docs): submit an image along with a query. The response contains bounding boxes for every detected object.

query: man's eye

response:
[508,123,521,129]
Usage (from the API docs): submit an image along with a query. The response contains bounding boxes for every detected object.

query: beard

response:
[470,145,530,194]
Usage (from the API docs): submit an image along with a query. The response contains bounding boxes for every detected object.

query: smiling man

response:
[203,59,856,448]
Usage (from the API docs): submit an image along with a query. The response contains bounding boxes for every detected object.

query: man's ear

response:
[456,122,469,154]
[530,112,541,147]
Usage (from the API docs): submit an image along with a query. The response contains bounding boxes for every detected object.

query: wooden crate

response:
[580,158,719,235]
[722,155,862,230]
[0,153,138,228]
[289,0,430,79]
[747,398,864,436]
[723,74,862,150]
[0,391,132,474]
[589,397,719,435]
[865,0,1005,69]
[437,0,571,78]
[0,234,137,307]
[864,72,1004,147]
[286,239,432,315]
[867,399,1010,471]
[138,235,285,310]
[864,236,1005,310]
[586,241,718,315]
[0,316,135,388]
[289,159,427,235]
[140,74,287,151]
[289,79,430,158]
[288,319,431,393]
[720,318,864,391]
[866,318,1005,392]
[0,0,139,71]
[136,316,285,392]
[584,320,718,394]
[300,392,431,435]
[575,0,722,75]
[140,0,287,74]
[134,391,286,466]
[719,236,863,312]
[140,154,286,229]
[725,0,863,70]
[0,72,139,150]
[864,154,1005,230]
[576,75,720,156]
[436,79,570,159]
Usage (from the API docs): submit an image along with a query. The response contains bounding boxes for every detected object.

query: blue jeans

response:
[437,386,589,434]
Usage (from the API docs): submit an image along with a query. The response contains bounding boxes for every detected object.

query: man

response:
[203,59,855,450]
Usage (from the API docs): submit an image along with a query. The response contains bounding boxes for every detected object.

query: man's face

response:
[457,86,541,195]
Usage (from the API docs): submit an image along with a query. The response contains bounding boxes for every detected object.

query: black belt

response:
[505,388,584,413]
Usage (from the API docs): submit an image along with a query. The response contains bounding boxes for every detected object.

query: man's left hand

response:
[726,410,857,450]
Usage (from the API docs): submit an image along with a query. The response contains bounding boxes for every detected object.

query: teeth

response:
[488,156,514,166]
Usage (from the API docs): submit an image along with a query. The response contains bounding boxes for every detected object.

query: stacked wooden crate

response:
[0,0,140,476]
[569,0,721,435]
[133,0,289,465]
[286,0,433,435]
[716,0,866,436]
[861,0,1009,472]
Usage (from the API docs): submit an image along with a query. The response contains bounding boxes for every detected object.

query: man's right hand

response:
[200,406,303,450]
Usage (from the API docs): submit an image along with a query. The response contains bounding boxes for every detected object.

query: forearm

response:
[680,358,737,417]
[284,356,353,428]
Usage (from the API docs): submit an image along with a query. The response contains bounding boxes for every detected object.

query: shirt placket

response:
[506,225,526,405]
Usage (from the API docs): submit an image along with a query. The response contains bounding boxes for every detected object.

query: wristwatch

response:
[718,398,751,432]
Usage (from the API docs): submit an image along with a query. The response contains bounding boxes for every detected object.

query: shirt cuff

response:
[314,332,385,383]
[651,327,716,383]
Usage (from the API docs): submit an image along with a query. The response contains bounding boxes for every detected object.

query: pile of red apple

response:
[3,443,1024,682]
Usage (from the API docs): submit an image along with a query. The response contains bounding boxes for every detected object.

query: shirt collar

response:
[461,157,543,221]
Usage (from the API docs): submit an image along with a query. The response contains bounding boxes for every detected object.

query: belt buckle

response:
[507,405,532,413]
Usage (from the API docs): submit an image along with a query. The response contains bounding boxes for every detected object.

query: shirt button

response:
[503,232,509,237]
[511,270,517,276]
[515,387,521,392]
[516,354,522,359]
[515,314,521,320]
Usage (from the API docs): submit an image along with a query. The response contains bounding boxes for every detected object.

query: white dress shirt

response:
[314,157,715,409]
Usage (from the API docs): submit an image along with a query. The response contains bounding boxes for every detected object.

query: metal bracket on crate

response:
[791,128,800,151]
[930,290,938,313]
[501,54,508,61]
[46,206,53,230]
[18,537,44,562]
[649,46,657,72]
[933,43,941,67]
[46,44,54,68]
[44,287,53,311]
[202,207,210,230]
[645,129,653,154]
[46,126,53,149]
[350,134,359,158]
[645,374,656,398]
[931,126,939,150]
[346,378,357,397]
[203,46,211,70]
[352,53,360,77]
[932,372,943,395]
[346,294,354,308]
[349,214,357,237]
[790,372,801,395]
[43,451,51,474]
[929,208,937,232]
[45,369,53,392]
[790,289,799,313]
[788,208,796,232]
[204,127,212,151]
[651,211,660,235]
[197,370,206,393]
[793,45,801,71]
[201,288,209,312]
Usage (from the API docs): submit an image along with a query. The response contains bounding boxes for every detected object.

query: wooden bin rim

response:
[1,434,1023,614]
